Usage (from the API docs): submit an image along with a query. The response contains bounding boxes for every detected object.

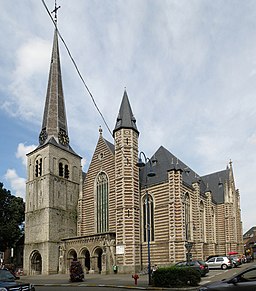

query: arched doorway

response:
[80,248,91,273]
[95,248,103,273]
[67,249,77,271]
[83,249,90,272]
[30,251,42,275]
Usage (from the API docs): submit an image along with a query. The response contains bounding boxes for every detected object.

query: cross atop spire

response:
[51,0,61,23]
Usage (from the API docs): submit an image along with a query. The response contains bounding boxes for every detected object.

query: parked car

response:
[199,264,256,290]
[229,255,242,267]
[206,256,232,270]
[175,260,209,276]
[0,268,35,291]
[206,255,225,261]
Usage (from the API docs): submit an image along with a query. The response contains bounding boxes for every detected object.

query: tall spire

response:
[39,27,69,147]
[113,89,139,135]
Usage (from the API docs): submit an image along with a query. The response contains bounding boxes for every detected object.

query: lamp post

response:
[136,151,156,286]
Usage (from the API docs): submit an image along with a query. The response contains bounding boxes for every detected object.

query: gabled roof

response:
[201,170,228,203]
[139,146,201,187]
[104,138,115,154]
[113,90,139,134]
[140,145,230,204]
[243,226,256,238]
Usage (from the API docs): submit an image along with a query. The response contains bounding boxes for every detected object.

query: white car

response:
[206,256,232,270]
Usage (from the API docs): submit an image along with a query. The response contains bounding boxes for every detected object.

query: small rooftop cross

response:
[51,0,61,22]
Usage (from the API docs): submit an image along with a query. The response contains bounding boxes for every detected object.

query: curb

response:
[32,282,199,290]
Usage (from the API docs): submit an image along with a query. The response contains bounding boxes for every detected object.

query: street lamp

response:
[136,151,156,285]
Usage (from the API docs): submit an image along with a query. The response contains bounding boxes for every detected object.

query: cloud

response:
[16,143,37,167]
[4,169,26,200]
[1,0,256,234]
[247,133,256,145]
[81,158,87,171]
[4,143,36,200]
[2,38,51,121]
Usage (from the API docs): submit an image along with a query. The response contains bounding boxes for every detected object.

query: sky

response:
[0,0,256,233]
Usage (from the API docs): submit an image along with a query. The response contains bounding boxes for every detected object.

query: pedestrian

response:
[152,264,158,273]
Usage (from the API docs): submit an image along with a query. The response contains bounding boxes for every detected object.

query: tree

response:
[0,182,25,252]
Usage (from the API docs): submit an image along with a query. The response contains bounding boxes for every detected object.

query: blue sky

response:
[1,0,256,233]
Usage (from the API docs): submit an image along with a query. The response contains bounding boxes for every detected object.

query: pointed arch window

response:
[211,206,216,243]
[184,193,191,241]
[200,201,205,242]
[142,194,154,242]
[96,172,109,233]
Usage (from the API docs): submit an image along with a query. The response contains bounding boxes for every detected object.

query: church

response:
[23,24,243,275]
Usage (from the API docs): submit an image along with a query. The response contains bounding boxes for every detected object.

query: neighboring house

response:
[243,226,256,259]
[23,25,243,275]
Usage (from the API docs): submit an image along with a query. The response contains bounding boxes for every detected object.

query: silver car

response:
[206,256,232,270]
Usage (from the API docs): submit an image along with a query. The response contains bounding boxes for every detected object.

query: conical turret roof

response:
[113,90,139,134]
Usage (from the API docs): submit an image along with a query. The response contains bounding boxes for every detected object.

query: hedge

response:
[152,266,201,288]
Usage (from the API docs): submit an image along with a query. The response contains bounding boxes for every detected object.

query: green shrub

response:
[152,266,201,288]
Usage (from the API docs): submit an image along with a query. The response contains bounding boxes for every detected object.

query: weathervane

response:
[51,0,61,23]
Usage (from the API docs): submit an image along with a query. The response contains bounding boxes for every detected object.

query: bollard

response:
[132,273,139,285]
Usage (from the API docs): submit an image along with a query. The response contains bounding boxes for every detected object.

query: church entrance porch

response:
[61,232,116,275]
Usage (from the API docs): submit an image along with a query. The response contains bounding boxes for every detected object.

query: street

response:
[27,262,255,291]
[36,287,132,291]
[200,261,253,286]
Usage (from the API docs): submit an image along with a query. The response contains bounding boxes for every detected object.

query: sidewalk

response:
[21,272,198,290]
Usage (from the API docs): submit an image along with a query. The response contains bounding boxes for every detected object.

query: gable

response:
[85,136,115,181]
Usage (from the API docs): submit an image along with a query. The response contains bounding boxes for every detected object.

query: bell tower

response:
[24,21,82,275]
[113,90,140,273]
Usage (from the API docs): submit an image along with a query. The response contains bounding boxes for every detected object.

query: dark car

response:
[0,269,35,291]
[175,260,209,276]
[199,264,256,290]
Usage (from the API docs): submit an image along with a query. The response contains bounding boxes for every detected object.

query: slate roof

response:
[139,146,200,187]
[201,170,228,203]
[40,28,68,141]
[104,138,115,154]
[113,90,139,134]
[34,28,80,158]
[33,136,80,157]
[140,145,230,204]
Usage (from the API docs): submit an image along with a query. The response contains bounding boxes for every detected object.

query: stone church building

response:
[24,27,243,275]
